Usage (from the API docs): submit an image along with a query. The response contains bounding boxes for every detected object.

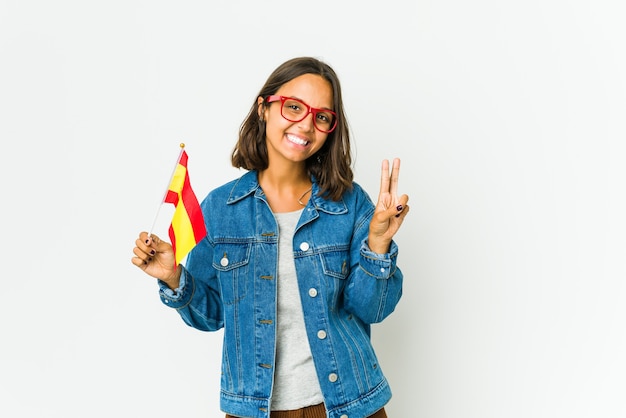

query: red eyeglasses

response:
[266,95,338,133]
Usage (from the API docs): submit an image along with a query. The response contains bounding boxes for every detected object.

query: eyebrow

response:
[287,95,334,111]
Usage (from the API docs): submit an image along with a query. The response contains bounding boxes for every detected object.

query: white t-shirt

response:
[271,209,324,411]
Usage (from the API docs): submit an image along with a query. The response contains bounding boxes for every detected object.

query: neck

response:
[258,166,313,213]
[258,164,309,190]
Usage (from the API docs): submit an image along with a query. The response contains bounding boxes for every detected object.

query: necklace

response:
[297,187,313,206]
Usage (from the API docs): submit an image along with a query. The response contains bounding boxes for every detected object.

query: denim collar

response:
[226,170,348,215]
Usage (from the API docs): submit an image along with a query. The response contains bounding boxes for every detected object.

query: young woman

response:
[132,56,410,418]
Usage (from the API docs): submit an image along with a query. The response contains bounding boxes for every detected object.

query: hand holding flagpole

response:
[146,143,207,266]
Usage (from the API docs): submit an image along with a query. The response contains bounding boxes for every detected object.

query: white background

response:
[1,1,625,417]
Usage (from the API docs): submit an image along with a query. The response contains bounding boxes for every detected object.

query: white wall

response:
[1,1,624,417]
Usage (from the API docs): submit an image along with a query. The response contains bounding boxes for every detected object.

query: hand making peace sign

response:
[368,158,410,254]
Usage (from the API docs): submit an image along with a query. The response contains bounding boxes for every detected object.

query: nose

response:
[298,110,316,132]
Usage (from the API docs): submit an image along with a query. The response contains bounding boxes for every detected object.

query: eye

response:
[284,100,303,113]
[316,112,333,124]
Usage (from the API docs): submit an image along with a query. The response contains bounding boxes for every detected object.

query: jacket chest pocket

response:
[319,250,350,307]
[213,243,251,305]
[320,250,350,280]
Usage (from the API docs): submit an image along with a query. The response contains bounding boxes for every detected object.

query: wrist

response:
[367,236,391,254]
[162,266,182,290]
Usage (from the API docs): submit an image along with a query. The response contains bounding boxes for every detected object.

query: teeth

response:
[287,134,309,146]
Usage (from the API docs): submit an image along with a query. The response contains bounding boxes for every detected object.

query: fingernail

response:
[150,250,155,255]
[143,260,147,265]
[145,239,149,244]
[396,205,403,212]
[395,213,401,218]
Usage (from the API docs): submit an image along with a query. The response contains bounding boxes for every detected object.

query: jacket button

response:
[328,373,338,382]
[299,242,310,251]
[340,415,348,418]
[308,288,318,297]
[317,330,327,339]
[220,257,229,267]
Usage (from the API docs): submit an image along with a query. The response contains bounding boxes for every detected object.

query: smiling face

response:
[258,73,334,167]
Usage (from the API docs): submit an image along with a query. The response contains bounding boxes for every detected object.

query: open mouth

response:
[286,134,309,146]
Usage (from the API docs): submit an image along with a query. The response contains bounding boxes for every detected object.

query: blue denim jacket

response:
[159,170,403,418]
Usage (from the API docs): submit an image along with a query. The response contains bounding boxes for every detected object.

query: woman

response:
[132,56,410,418]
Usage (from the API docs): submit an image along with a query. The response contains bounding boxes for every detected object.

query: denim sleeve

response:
[157,241,225,332]
[342,192,404,324]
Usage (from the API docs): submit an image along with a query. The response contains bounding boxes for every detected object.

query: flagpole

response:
[147,143,186,237]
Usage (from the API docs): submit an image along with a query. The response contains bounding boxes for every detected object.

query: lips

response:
[286,134,309,146]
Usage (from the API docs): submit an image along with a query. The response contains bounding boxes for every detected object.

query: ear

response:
[257,96,265,119]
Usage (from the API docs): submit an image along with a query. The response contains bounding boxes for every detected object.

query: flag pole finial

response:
[180,143,185,148]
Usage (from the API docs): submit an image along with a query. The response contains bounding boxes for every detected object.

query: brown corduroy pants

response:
[225,403,387,418]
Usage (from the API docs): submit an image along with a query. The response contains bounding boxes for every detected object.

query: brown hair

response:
[231,56,353,201]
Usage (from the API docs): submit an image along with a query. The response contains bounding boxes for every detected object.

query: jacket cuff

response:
[158,267,193,308]
[360,240,399,279]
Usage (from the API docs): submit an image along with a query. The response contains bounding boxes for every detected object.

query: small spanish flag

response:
[164,147,207,266]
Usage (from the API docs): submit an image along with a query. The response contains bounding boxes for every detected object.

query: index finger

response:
[379,159,390,195]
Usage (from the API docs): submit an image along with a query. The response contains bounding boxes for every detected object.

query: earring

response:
[316,154,322,164]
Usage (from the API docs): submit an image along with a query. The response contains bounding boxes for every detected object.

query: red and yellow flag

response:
[164,149,207,265]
